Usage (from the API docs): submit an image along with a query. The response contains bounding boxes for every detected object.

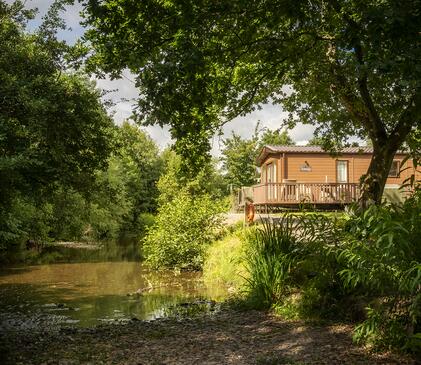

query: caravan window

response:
[336,160,348,183]
[388,160,400,177]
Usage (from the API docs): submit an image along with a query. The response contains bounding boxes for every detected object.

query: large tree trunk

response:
[359,142,397,206]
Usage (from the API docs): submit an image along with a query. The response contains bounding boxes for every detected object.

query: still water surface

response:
[0,262,228,329]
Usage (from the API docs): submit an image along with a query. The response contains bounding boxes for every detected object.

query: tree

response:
[83,0,421,204]
[116,122,163,214]
[306,135,346,150]
[0,1,116,198]
[221,132,259,189]
[157,149,226,203]
[258,128,294,151]
[307,136,325,147]
[221,127,294,188]
[0,1,116,245]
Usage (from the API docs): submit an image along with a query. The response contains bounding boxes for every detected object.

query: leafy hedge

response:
[143,192,226,270]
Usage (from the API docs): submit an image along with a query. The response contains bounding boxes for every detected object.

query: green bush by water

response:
[143,192,226,270]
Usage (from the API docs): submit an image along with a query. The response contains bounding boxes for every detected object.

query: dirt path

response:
[1,310,415,365]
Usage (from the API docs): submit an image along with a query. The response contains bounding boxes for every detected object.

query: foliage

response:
[337,193,421,352]
[305,135,348,150]
[158,149,226,204]
[49,188,89,241]
[0,0,164,250]
[0,121,163,255]
[221,132,259,188]
[221,126,294,188]
[242,196,421,353]
[83,0,421,203]
[143,147,230,270]
[0,195,54,251]
[116,122,163,214]
[307,136,325,147]
[258,128,294,151]
[244,214,341,309]
[143,192,226,270]
[0,1,120,249]
[0,2,116,198]
[39,122,163,244]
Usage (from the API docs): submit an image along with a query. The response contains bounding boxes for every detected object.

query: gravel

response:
[0,309,416,365]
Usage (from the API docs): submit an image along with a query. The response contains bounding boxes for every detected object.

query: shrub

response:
[337,192,421,352]
[243,213,340,309]
[241,188,421,354]
[143,191,226,270]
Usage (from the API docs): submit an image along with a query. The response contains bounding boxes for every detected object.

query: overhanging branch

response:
[389,89,421,151]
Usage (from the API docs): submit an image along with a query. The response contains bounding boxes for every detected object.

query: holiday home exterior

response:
[239,145,418,210]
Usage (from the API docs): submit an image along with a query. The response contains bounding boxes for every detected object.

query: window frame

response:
[336,160,349,183]
[388,160,400,178]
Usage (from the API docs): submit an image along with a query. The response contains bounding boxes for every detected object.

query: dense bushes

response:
[143,192,226,270]
[339,191,421,352]
[244,214,343,311]
[243,192,420,354]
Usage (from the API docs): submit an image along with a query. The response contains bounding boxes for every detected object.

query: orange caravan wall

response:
[259,152,418,186]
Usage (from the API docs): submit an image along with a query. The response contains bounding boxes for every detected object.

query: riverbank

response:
[1,309,415,365]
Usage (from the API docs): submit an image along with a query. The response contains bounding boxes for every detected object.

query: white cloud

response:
[93,71,138,123]
[211,104,316,156]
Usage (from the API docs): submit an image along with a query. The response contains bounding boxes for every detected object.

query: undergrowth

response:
[203,229,247,290]
[241,189,421,355]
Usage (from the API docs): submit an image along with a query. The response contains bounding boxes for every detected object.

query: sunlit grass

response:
[203,229,248,291]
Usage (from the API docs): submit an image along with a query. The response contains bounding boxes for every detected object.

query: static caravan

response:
[239,145,417,210]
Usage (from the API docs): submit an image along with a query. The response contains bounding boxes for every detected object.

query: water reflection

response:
[0,262,227,328]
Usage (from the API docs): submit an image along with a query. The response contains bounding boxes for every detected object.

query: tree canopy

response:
[221,127,294,188]
[83,0,421,203]
[1,0,116,204]
[0,1,118,247]
[258,128,294,151]
[116,122,163,214]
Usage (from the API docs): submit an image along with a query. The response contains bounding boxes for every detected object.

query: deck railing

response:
[239,182,360,206]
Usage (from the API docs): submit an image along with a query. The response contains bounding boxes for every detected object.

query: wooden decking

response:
[239,182,360,207]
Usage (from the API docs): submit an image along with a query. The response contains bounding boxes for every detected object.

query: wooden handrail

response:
[239,182,360,205]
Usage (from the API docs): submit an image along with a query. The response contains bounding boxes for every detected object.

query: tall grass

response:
[244,214,338,309]
[203,231,247,289]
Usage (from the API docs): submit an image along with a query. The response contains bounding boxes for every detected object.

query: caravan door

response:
[266,162,277,201]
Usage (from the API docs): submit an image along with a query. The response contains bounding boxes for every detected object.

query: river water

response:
[0,261,228,330]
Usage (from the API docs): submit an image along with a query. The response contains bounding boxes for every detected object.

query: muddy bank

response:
[0,310,415,365]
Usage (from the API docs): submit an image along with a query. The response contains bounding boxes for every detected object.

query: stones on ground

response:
[1,310,415,365]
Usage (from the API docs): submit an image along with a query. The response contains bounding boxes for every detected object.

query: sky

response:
[13,0,316,155]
